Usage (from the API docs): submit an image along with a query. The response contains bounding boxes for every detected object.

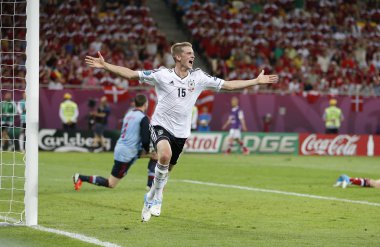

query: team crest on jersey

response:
[187,79,195,92]
[143,71,152,76]
[157,130,164,135]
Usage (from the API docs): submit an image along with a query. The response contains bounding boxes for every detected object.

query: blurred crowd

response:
[3,0,380,97]
[40,0,174,90]
[170,0,380,96]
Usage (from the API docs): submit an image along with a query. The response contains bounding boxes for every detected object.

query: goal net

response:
[0,0,38,226]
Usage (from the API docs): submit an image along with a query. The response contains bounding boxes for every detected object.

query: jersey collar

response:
[174,69,190,81]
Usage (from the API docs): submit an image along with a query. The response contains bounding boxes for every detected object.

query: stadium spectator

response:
[335,174,380,189]
[1,92,16,151]
[174,1,380,96]
[59,93,79,131]
[38,0,380,97]
[84,42,278,222]
[263,113,272,133]
[222,96,249,155]
[17,92,26,152]
[323,98,344,134]
[197,106,212,132]
[73,94,157,190]
[39,0,169,89]
[90,96,111,152]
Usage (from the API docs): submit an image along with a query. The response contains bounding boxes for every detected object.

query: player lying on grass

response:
[85,42,279,222]
[73,94,157,190]
[335,174,380,188]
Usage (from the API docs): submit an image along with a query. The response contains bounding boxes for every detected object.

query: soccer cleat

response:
[141,194,153,222]
[243,148,250,155]
[73,173,82,191]
[150,199,162,217]
[334,174,351,188]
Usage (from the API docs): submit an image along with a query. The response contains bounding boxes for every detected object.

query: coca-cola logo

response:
[301,134,359,156]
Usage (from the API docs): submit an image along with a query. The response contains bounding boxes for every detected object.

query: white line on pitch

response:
[31,225,122,247]
[0,216,121,247]
[177,179,380,207]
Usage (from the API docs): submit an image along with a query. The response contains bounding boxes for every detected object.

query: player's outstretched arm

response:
[85,51,139,80]
[222,70,278,90]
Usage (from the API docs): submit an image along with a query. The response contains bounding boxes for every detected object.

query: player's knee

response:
[158,151,172,164]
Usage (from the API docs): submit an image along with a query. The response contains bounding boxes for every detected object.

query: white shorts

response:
[228,129,242,139]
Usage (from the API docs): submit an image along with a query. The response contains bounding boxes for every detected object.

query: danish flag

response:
[196,90,215,111]
[103,85,129,103]
[351,95,363,112]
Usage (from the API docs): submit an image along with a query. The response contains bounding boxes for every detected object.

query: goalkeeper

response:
[73,94,156,190]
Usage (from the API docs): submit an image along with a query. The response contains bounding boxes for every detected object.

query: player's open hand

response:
[256,70,279,84]
[85,51,106,69]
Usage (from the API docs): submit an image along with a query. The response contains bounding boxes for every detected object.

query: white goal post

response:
[25,0,39,226]
[0,0,39,226]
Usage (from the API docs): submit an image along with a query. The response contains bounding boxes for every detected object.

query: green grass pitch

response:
[1,152,380,247]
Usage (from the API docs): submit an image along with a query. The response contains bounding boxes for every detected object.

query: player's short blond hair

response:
[171,42,192,62]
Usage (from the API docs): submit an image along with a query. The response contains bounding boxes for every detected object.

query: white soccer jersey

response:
[138,68,224,138]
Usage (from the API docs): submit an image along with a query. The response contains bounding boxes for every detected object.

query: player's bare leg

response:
[370,179,380,188]
[107,175,121,188]
[225,137,234,154]
[235,138,249,155]
[73,173,120,190]
[350,177,380,188]
[142,140,170,221]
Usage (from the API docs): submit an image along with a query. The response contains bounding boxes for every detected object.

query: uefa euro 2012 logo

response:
[187,79,195,92]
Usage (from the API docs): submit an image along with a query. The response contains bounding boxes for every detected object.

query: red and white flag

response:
[196,90,215,111]
[351,95,363,112]
[302,90,320,104]
[103,85,129,103]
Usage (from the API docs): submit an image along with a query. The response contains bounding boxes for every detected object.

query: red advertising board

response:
[299,134,380,156]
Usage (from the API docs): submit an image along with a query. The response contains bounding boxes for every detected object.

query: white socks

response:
[147,163,168,201]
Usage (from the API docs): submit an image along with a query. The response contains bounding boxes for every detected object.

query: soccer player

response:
[85,42,278,222]
[1,92,16,151]
[72,95,155,190]
[221,96,249,155]
[335,174,380,189]
[126,98,157,190]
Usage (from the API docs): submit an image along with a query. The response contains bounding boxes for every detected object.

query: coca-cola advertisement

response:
[299,134,380,156]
